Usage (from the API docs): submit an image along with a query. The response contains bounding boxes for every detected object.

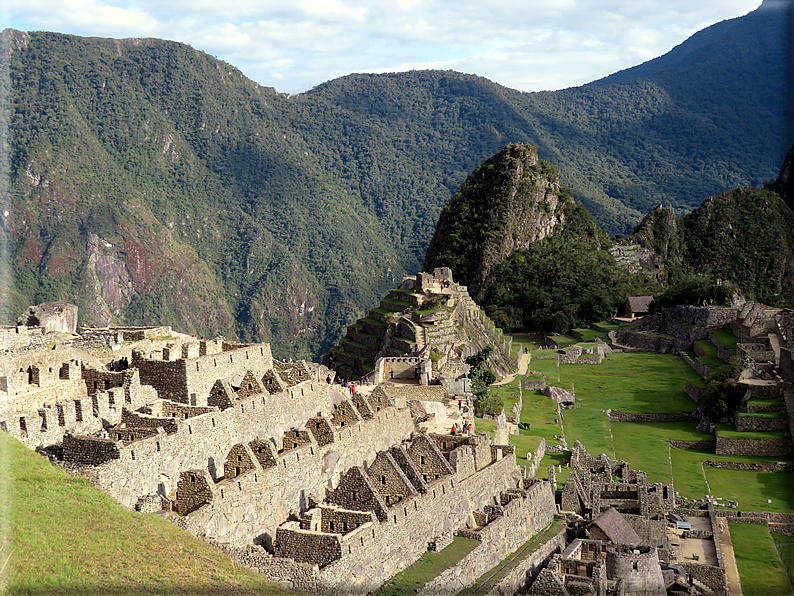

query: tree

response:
[466,346,501,416]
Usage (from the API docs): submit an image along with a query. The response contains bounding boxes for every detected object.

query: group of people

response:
[450,420,472,436]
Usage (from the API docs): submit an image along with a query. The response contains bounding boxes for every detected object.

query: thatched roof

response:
[589,507,641,545]
[626,296,653,314]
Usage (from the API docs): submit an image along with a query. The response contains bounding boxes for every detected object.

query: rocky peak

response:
[423,143,568,299]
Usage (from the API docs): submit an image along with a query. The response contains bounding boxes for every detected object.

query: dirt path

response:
[494,353,530,386]
[717,517,743,596]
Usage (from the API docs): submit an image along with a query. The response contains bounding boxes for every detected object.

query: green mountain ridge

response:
[1,0,790,356]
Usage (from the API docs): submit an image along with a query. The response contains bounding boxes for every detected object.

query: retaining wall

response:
[416,482,556,595]
[715,435,792,457]
[254,454,550,594]
[607,412,691,422]
[734,414,790,432]
[680,352,711,379]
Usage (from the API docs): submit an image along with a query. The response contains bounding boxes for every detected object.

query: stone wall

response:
[132,342,273,404]
[614,328,691,354]
[680,351,711,379]
[678,562,727,593]
[62,433,121,465]
[685,381,702,403]
[703,460,794,472]
[737,343,776,363]
[781,347,793,380]
[177,404,415,546]
[264,447,550,594]
[607,412,691,422]
[675,306,739,330]
[715,435,793,457]
[668,440,716,449]
[0,382,154,450]
[521,379,547,391]
[526,438,546,479]
[558,353,603,365]
[734,414,790,432]
[416,484,556,595]
[480,526,567,596]
[82,378,336,509]
[379,384,448,403]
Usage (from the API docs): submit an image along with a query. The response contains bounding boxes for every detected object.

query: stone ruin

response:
[528,440,728,595]
[0,325,565,595]
[323,268,515,382]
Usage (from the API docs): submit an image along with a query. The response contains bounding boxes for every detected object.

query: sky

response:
[1,0,764,95]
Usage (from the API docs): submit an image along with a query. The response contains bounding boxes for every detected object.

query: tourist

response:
[451,423,456,436]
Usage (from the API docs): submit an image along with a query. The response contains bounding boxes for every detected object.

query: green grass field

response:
[711,328,741,352]
[374,537,480,595]
[0,432,293,596]
[730,523,794,596]
[773,532,794,590]
[517,349,794,512]
[572,328,610,342]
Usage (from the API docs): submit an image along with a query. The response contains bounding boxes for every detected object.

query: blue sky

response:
[1,0,763,94]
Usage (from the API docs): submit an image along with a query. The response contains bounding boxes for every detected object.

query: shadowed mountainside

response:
[1,0,790,356]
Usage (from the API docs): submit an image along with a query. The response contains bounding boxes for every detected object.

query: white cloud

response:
[3,0,763,94]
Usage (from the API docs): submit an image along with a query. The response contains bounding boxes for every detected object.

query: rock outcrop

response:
[17,302,78,333]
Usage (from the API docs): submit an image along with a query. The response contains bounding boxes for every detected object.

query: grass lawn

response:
[0,432,293,596]
[730,523,794,596]
[511,433,544,466]
[374,536,480,595]
[572,328,610,342]
[475,417,497,440]
[593,321,620,332]
[704,467,794,512]
[711,328,741,352]
[772,532,794,590]
[517,390,562,442]
[610,422,712,485]
[557,352,701,461]
[717,429,791,439]
[489,378,522,417]
[695,339,719,358]
[550,334,579,347]
[529,357,560,381]
[697,353,732,375]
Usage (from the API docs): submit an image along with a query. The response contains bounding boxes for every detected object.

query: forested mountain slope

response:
[1,0,789,357]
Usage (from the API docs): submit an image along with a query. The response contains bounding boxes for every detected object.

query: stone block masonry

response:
[416,481,557,595]
[174,402,415,547]
[132,342,273,404]
[265,437,555,594]
[715,435,792,457]
[80,374,338,510]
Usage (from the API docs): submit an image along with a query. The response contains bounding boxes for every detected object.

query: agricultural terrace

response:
[485,335,794,516]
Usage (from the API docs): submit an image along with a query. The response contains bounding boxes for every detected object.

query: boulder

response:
[542,385,576,404]
[17,302,78,333]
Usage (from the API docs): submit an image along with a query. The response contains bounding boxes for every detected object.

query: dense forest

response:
[1,0,790,357]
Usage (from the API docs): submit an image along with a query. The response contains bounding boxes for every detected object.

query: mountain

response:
[423,144,570,296]
[1,0,790,357]
[424,144,657,332]
[632,186,794,308]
